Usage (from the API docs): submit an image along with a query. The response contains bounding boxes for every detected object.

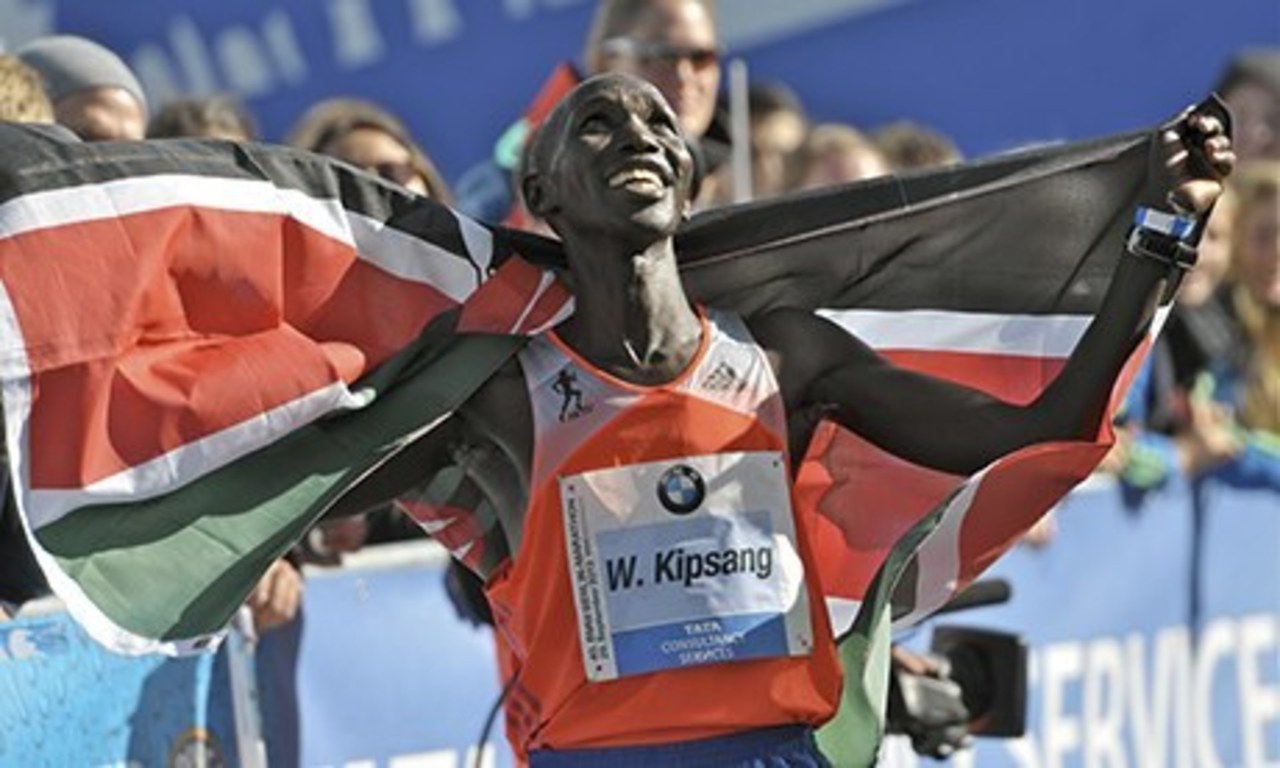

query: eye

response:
[649,113,678,135]
[578,113,610,135]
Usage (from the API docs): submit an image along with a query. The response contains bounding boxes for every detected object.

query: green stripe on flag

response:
[36,331,524,641]
[817,487,952,767]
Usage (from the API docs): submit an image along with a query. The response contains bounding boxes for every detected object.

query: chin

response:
[629,207,683,237]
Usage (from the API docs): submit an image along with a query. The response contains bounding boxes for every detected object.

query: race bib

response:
[559,451,813,682]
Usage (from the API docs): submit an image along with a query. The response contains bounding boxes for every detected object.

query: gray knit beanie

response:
[16,35,147,115]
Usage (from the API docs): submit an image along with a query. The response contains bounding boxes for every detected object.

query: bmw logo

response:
[657,465,705,515]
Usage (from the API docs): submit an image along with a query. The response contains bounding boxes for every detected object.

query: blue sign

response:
[281,550,515,767]
[0,611,240,767]
[883,478,1280,768]
[1,0,1272,182]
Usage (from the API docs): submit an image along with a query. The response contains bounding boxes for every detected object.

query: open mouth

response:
[607,163,671,197]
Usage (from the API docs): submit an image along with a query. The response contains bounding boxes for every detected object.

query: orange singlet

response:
[486,309,840,755]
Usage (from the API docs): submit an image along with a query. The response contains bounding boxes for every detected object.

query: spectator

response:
[288,98,452,203]
[789,123,891,191]
[705,80,808,204]
[16,35,147,141]
[1214,49,1279,163]
[0,54,56,621]
[147,95,257,141]
[457,0,728,222]
[0,55,54,124]
[872,120,963,171]
[1229,162,1280,438]
[1110,162,1280,492]
[584,0,721,141]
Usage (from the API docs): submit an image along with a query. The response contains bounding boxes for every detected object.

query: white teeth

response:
[608,168,665,189]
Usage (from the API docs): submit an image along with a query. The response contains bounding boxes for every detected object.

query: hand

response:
[1097,428,1134,475]
[246,558,304,633]
[320,517,369,554]
[1176,396,1243,475]
[1153,106,1236,217]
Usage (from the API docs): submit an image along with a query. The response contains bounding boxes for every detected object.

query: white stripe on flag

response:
[0,174,481,303]
[818,309,1091,358]
[454,210,494,276]
[17,380,369,531]
[825,596,864,638]
[892,469,987,629]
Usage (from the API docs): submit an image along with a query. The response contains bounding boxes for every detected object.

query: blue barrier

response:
[883,477,1280,767]
[285,547,514,767]
[0,611,241,766]
[270,479,1277,767]
[3,478,1273,766]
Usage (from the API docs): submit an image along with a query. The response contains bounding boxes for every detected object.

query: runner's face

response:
[542,76,694,240]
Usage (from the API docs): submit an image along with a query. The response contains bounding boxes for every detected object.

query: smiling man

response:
[348,73,1233,764]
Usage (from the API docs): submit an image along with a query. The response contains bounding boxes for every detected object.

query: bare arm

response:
[758,108,1234,476]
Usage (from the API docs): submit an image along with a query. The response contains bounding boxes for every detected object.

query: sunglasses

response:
[365,160,422,188]
[601,37,722,70]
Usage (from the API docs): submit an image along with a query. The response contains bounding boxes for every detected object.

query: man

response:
[457,0,727,222]
[16,35,148,142]
[343,73,1231,763]
[582,0,722,141]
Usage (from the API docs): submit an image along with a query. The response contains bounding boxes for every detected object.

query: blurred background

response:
[1,0,1271,178]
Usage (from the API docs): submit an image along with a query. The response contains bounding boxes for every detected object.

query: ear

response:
[522,172,556,218]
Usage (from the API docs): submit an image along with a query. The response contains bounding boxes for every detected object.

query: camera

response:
[885,580,1028,758]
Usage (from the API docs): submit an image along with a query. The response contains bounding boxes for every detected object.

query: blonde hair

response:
[789,123,890,189]
[1229,161,1280,431]
[0,55,54,123]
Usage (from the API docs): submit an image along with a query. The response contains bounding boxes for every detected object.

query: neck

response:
[557,233,702,383]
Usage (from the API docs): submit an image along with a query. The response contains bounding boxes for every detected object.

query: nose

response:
[618,114,662,153]
[672,56,698,85]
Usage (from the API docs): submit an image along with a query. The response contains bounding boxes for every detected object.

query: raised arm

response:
[758,106,1235,476]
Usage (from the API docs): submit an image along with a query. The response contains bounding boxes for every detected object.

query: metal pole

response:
[728,57,753,204]
[227,606,268,768]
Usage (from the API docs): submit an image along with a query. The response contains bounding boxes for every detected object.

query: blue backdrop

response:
[1,0,1274,181]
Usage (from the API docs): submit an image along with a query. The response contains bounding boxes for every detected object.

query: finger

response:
[1188,113,1224,138]
[1164,146,1190,172]
[1205,135,1230,153]
[1209,147,1236,178]
[1170,178,1225,215]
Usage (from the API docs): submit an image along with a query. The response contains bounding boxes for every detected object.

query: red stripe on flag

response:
[879,349,1068,403]
[457,256,544,333]
[456,256,571,335]
[1,207,455,488]
[797,348,1071,601]
[397,498,490,570]
[954,441,1107,588]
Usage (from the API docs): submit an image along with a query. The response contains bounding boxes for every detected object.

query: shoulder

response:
[460,355,529,437]
[745,308,883,405]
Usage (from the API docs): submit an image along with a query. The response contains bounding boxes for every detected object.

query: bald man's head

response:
[519,73,695,242]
